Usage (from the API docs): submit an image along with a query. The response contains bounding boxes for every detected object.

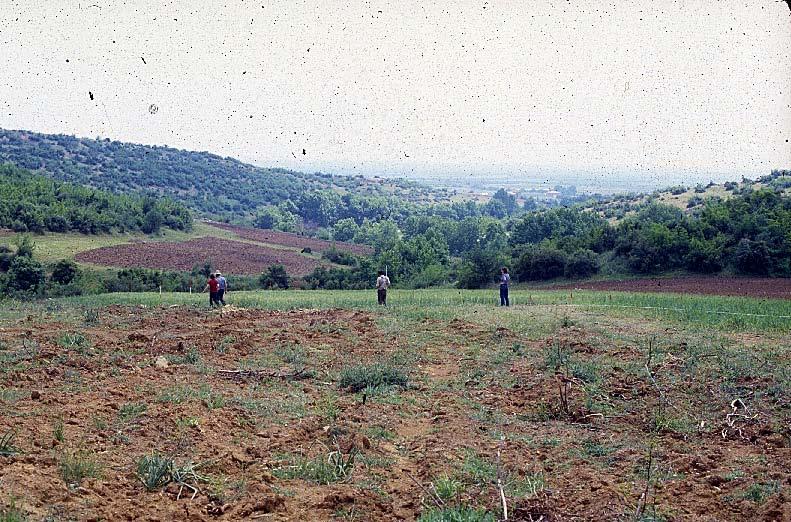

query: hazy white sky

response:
[1,1,789,183]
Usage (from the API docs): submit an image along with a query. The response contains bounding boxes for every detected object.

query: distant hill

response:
[0,128,447,221]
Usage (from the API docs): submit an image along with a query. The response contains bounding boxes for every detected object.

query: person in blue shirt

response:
[499,267,510,307]
[215,271,228,306]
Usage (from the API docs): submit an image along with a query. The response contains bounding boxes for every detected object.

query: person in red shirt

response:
[202,273,220,307]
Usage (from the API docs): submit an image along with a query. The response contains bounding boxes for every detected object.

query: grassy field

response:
[0,288,788,520]
[40,288,791,333]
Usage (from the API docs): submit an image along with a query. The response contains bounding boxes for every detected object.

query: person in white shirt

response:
[376,270,391,306]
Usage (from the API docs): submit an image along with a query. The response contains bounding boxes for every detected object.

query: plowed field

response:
[209,223,373,256]
[553,276,791,299]
[1,303,788,521]
[74,237,322,275]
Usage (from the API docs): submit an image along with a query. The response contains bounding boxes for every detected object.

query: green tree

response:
[260,264,289,289]
[7,255,45,291]
[51,259,80,285]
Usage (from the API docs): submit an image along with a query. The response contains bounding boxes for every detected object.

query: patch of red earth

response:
[0,307,787,521]
[209,222,373,256]
[552,276,791,299]
[74,236,323,275]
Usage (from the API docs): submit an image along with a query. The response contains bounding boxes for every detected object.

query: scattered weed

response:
[274,450,357,485]
[215,335,235,354]
[56,332,90,353]
[59,450,101,486]
[740,481,781,503]
[461,451,496,485]
[0,498,27,522]
[418,506,496,522]
[316,393,339,422]
[137,453,173,491]
[117,402,147,422]
[83,309,99,326]
[167,347,202,366]
[432,474,463,501]
[136,453,208,495]
[365,425,395,441]
[157,385,197,404]
[52,420,65,443]
[0,388,25,404]
[0,430,19,456]
[275,343,306,365]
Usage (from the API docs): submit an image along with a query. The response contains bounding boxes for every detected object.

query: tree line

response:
[300,180,791,289]
[0,163,192,234]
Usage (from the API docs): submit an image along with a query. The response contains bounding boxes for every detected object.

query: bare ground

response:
[0,306,788,521]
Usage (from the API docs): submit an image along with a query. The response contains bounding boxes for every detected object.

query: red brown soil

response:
[552,276,791,299]
[209,222,373,256]
[0,307,788,521]
[74,237,324,276]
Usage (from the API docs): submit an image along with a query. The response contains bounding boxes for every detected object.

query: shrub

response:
[514,246,567,281]
[50,259,80,285]
[322,247,357,266]
[339,364,409,392]
[137,453,173,491]
[6,256,45,292]
[733,238,769,275]
[260,264,289,289]
[564,249,599,279]
[684,238,724,273]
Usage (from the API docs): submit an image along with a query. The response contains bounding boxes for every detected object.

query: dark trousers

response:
[377,289,387,306]
[217,289,226,305]
[500,285,509,306]
[209,292,220,307]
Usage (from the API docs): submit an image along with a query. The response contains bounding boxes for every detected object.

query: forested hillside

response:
[0,128,446,222]
[0,163,191,234]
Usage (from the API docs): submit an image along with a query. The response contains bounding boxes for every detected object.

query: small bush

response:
[50,259,80,285]
[515,246,567,281]
[432,475,463,501]
[564,249,599,279]
[339,364,408,392]
[137,453,173,491]
[260,264,289,289]
[322,247,357,266]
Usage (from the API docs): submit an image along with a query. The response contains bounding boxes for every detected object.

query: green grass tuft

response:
[418,506,496,522]
[59,450,101,486]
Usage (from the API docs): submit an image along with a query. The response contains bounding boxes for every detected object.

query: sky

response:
[1,0,790,187]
